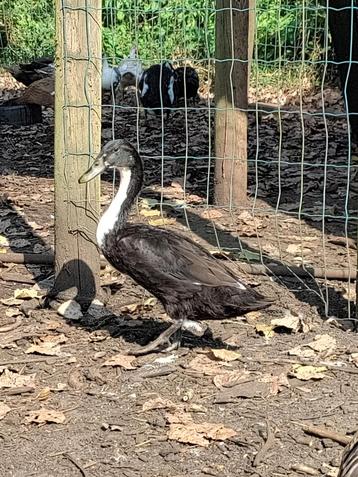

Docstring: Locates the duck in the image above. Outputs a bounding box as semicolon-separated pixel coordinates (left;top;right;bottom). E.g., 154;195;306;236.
7;56;54;86
14;77;55;108
175;65;199;105
102;57;121;92
338;431;358;477
116;46;143;101
78;139;273;355
138;62;178;119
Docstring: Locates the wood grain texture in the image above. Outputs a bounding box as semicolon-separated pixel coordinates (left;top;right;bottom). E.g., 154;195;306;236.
214;0;253;206
54;0;101;304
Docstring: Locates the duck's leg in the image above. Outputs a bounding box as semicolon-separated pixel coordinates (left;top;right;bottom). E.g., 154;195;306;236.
128;320;183;356
181;319;207;337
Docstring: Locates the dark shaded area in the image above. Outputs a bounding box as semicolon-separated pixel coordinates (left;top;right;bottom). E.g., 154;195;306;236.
329;0;358;142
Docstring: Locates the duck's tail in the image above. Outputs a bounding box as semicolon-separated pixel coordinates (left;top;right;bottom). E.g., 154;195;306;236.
225;288;274;315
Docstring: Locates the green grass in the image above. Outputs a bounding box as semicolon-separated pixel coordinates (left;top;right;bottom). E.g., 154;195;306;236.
0;0;328;85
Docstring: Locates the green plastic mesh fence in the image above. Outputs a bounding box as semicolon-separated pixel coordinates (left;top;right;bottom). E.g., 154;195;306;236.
0;0;357;322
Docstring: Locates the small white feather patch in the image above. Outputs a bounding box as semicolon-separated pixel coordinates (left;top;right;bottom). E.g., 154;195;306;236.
168;75;175;104
141;74;149;97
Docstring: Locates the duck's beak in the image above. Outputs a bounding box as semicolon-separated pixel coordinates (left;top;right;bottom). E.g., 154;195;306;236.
78;155;106;184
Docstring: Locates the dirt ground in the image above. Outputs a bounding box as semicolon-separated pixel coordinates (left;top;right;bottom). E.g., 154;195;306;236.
0;72;357;476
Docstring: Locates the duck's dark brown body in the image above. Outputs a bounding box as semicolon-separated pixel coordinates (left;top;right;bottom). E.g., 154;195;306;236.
102;224;271;321
8;57;54;86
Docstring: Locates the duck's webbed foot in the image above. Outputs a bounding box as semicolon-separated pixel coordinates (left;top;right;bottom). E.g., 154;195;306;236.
128;321;183;356
181;319;207;337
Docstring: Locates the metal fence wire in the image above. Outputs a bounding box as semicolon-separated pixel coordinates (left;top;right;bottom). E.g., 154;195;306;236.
0;0;357;321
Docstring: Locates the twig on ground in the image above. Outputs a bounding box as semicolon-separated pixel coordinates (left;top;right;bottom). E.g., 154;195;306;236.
253;420;275;467
0;272;35;284
291;464;320;475
0;356;60;367
63;453;88;477
241;356;358;375
293;422;352;445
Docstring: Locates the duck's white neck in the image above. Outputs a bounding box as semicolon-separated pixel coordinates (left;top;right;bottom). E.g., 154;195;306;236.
97;167;132;248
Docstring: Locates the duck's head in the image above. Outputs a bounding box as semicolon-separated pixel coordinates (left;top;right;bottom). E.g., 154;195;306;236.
78;139;139;183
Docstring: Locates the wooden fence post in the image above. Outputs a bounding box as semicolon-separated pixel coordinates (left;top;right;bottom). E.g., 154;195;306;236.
54;0;101;305
214;0;253;207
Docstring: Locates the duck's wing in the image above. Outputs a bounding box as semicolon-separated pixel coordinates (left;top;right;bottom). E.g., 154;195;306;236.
116;227;246;289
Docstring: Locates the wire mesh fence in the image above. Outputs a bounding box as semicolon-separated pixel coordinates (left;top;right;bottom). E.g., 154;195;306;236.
0;0;356;321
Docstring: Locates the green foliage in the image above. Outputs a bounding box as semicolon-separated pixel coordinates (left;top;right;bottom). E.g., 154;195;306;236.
0;0;326;73
255;0;327;65
0;0;54;63
102;0;215;62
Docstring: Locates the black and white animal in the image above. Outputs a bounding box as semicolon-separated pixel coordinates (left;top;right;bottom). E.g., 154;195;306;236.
116;47;143;101
79;139;273;355
175;66;199;105
338;431;358;477
138;62;178;119
7;57;54;86
102;57;121;93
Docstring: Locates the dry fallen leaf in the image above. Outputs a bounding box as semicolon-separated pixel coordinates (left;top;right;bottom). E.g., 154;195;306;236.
255;323;275;339
166;412;237;447
36;387;52;401
143;297;157;308
289;334;336;358
120;302;141;313
214;381;271;401
271;311;301;333
238;210;263;229
0;234;9;247
200;209;224;219
290;364;327;381
271;310;311;333
349;353;358;367
286;244;311;255
102;353;137;369
26;334;68;357
213;370;251;389
142;396;177;412
306;334;336;353
244;311;263;322
1;297;24;306
120;297;156;314
187;355;230;376
5;308;22;318
24;409;66;425
210;349;241;362
0;403;11;421
288;346;315;359
0;369;36;389
140;208;161;217
14;288;39;300
259;373;290;395
148;217;176;227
